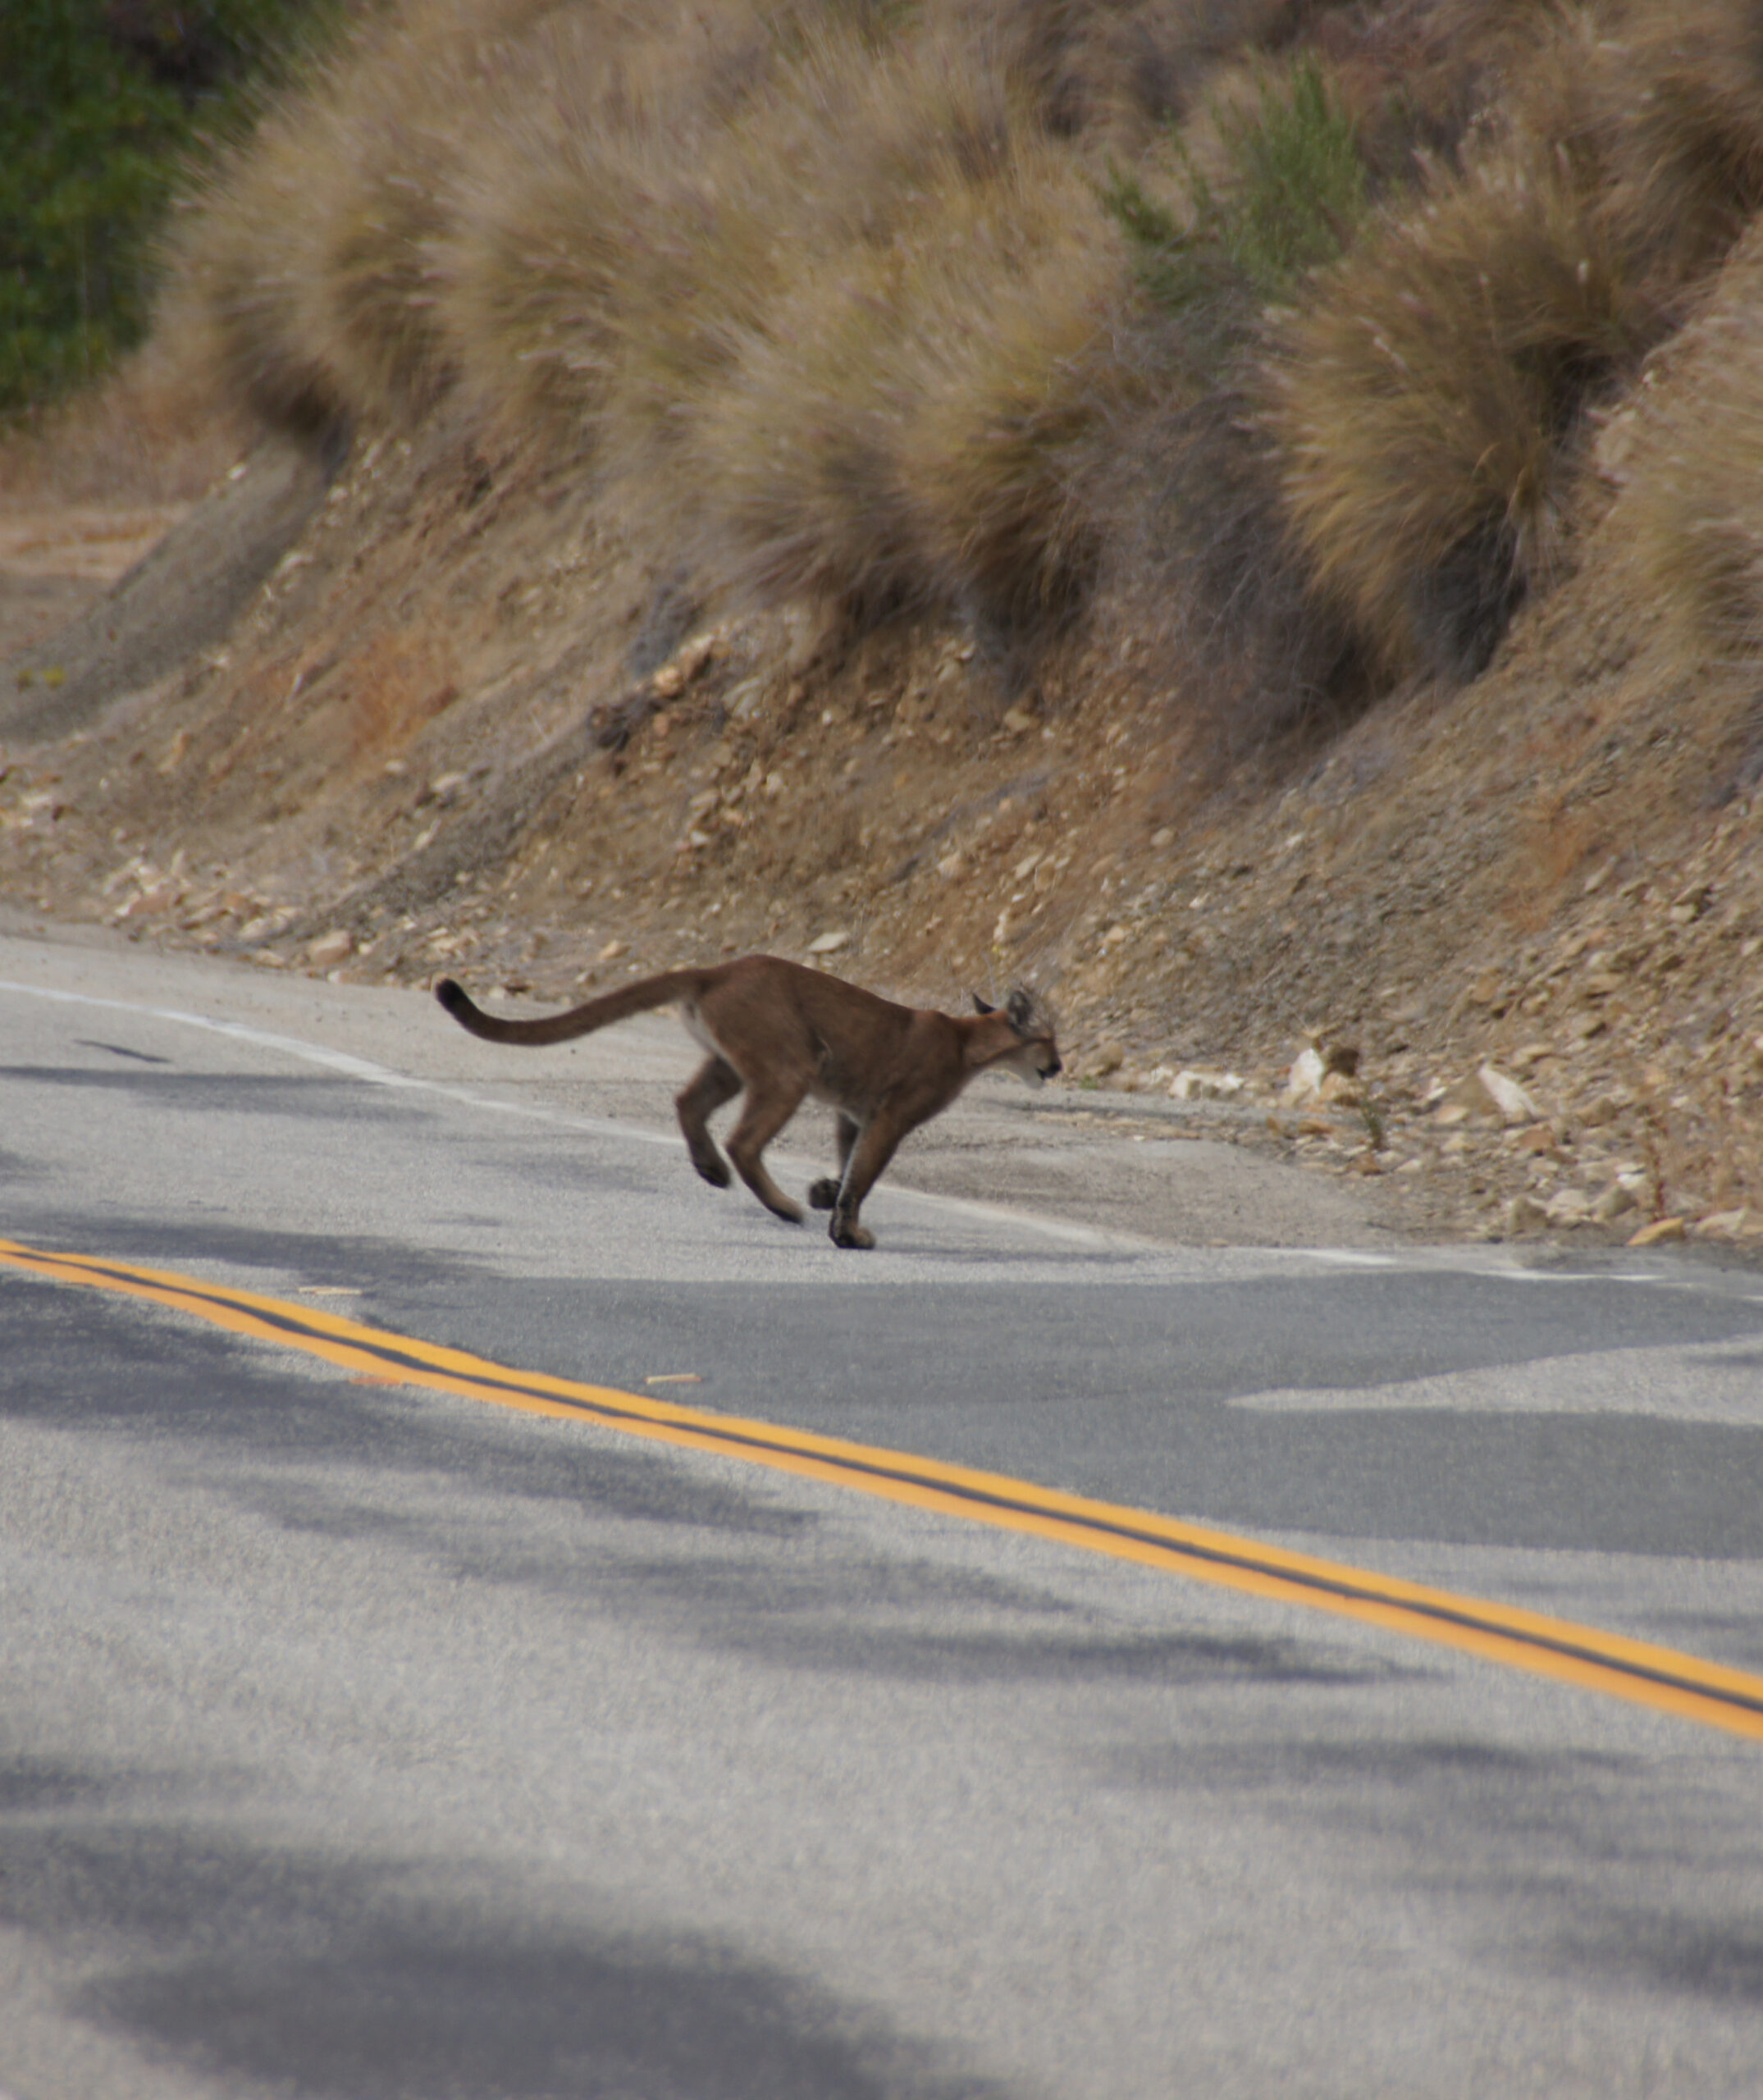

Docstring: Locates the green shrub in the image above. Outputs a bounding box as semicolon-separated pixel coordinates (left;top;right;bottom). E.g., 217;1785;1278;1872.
0;2;181;409
1100;53;1367;361
0;0;336;417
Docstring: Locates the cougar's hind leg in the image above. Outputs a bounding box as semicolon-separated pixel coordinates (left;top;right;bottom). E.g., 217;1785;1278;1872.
724;1077;811;1223
828;1116;904;1249
676;1056;742;1189
808;1113;861;1209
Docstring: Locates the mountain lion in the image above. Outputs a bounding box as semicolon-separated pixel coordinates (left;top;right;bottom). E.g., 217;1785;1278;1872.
436;956;1061;1248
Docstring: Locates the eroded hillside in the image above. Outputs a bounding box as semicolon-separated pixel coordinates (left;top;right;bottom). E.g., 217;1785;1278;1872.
3;0;1762;1247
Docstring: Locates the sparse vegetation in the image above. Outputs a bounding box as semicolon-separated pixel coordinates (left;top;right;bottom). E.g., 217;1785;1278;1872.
1266;0;1763;685
1596;0;1763;279
1102;54;1368;347
1269;146;1659;681
9;0;1763;1257
53;0;1763;723
1626;249;1763;665
0;0;337;418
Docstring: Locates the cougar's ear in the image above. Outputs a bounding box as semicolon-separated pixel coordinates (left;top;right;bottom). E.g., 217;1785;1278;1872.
1006;988;1033;1034
971;993;997;1016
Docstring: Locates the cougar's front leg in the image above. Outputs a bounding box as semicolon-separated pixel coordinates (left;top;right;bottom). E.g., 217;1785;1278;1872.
808;1113;861;1210
828;1114;905;1250
676;1055;742;1189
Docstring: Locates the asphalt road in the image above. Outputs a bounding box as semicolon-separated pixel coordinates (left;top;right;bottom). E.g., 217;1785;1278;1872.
5;925;1763;2099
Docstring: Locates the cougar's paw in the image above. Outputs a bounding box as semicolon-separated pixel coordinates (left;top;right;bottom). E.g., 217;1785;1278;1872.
806;1177;841;1210
691;1153;733;1190
829;1216;875;1250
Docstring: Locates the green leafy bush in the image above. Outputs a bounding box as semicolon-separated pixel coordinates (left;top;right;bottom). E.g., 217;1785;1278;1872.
0;0;333;416
1101;54;1368;358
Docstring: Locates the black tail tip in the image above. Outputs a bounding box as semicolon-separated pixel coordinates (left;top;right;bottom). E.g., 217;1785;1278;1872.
435;978;470;1018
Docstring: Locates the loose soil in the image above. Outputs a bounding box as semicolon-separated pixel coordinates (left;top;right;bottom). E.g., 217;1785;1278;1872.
3;401;1761;1258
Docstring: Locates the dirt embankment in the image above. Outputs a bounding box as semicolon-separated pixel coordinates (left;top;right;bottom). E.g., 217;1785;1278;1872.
2;381;1761;1253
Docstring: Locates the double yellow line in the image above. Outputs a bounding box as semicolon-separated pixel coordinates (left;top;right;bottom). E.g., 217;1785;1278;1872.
7;1234;1763;1743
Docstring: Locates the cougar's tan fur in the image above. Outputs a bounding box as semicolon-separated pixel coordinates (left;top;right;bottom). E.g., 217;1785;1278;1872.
436;956;1061;1248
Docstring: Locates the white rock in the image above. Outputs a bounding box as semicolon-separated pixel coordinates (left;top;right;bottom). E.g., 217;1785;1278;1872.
306;929;353;969
680;634;719;681
1171;1069;1246;1102
1284;1046;1327;1105
1477;1064;1541;1125
807;929;850;955
1576;1093;1624;1128
1436;1066;1540;1125
1544;1188;1593;1227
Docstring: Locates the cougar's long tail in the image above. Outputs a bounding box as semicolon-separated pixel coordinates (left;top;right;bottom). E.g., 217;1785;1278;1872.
435;969;702;1047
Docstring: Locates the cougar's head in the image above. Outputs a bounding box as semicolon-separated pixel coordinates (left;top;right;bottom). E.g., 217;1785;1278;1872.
972;987;1062;1086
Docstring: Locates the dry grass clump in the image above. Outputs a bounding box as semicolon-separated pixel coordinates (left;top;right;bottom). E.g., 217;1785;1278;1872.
434;0;792;451
160;0;612;438
439;116;643;451
167;0;1763;705
1596;0;1763;278
952;0;1300;145
1312;0;1554;185
305;84;468;421
678;50;1129;632
687;264;921;620
159;93;354;441
433;9;1141;638
150;0;1330;661
1267;0;1763;687
600;148;802;478
899;224;1128;637
1087;48;1387;728
1625;252;1763;664
1496;0;1763;282
271;0;626;423
1271;147;1658;679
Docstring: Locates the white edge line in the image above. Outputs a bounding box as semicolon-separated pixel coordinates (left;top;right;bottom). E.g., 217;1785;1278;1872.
22;977;1746;1284
0;977;1130;1249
